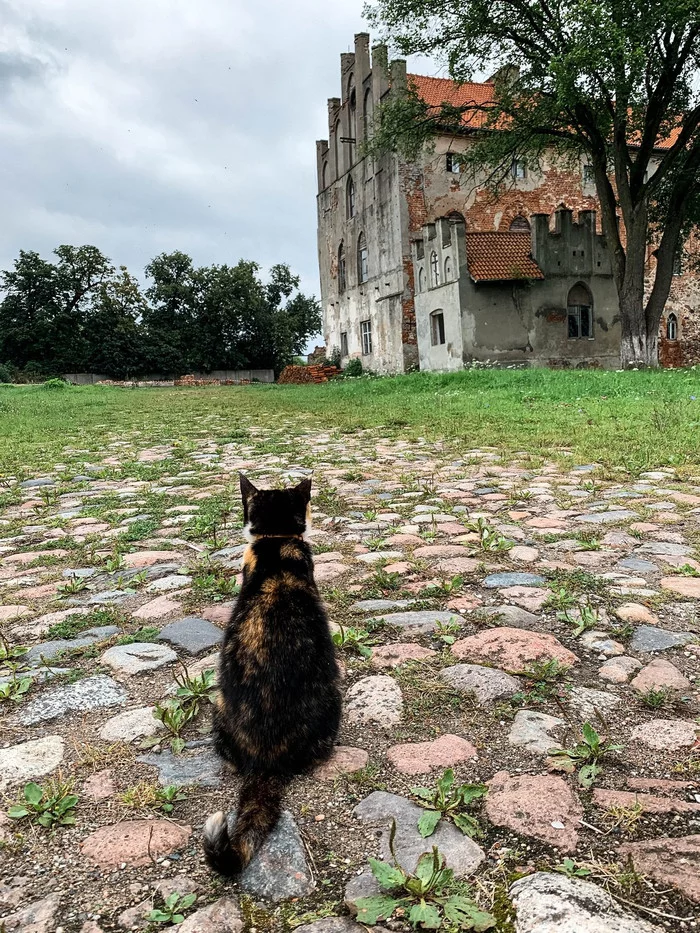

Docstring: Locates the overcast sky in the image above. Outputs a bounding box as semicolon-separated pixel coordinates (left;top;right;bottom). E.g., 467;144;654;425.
0;0;436;324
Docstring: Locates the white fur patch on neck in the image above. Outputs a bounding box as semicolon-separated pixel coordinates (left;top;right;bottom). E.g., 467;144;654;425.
243;523;254;542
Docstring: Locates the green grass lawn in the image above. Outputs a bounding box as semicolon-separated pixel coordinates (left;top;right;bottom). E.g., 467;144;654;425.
2;367;700;475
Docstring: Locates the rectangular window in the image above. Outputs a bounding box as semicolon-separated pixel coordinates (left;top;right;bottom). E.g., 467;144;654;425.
430;312;446;346
360;320;372;355
568;305;594;339
511;158;527;180
416;239;424;260
340;332;349;357
583;163;595;186
673;251;683;275
446;153;461;173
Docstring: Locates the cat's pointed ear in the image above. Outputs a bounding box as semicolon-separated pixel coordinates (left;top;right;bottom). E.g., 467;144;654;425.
294;477;312;503
239;474;257;503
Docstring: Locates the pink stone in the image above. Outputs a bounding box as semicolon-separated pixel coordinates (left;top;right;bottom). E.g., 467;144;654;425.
314;746;369;780
371;643;437;669
2;549;69;565
598;656;642;683
387;734;477;775
384;562;411;574
626;777;698;794
592;788;700;814
82;769;116;802
631;719;697;751
630;659;691;693
314;562;350;583
122;551;184;568
452;627;578;671
446;595;482;611
436;522;470;535
200;603;234;624
436;557;480;575
660;576;700;598
314;551;346;563
0;605;30;621
485;771;582;851
509;546;539;563
385;534;424;547
132;595;182;620
21;583;61;599
412;545;470;559
630;522;659;533
508;511;531;521
526;517;568;529
81;820;192;868
669;491;700;506
620;836;700;904
614;603;659;625
498;586;549;611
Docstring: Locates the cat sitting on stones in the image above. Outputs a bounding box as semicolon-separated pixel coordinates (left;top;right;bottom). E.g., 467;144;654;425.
203;473;342;876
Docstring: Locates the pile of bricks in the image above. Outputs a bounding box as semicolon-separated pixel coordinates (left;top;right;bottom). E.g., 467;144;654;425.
278;365;341;384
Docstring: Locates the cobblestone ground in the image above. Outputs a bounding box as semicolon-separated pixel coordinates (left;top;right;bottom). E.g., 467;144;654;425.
0;418;699;933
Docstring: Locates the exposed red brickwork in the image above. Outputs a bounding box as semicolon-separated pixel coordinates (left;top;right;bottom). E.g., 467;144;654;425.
400;162;428;347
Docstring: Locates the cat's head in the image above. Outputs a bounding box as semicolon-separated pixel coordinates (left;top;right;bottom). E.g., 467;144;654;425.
240;474;312;538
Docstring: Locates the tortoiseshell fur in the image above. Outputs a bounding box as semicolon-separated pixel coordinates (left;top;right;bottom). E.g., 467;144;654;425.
202;475;342;876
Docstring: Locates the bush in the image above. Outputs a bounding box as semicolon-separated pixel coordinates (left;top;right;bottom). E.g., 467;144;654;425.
43;378;69;390
0;363;13;384
328;346;342;368
344;358;363;377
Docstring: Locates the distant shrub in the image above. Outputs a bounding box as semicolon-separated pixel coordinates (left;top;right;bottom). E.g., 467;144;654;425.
343;358;363;378
43;378;69;390
0;364;13;384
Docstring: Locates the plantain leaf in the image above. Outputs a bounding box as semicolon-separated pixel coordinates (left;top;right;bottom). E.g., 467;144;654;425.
578;763;602;788
354;895;401;925
408;900;441;929
368;857;405;891
417;809;442;838
24;782;44;805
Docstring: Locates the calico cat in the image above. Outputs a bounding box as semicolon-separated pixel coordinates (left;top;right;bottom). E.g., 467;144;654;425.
203;473;342;876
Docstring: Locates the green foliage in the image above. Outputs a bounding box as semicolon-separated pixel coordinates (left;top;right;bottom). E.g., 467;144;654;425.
43;378;68;390
423;576;464;597
120;781;187;813
558;601;601;637
145;667;216;754
466;518;512;552
146;893;197;925
331;623;375;658
410;769;488;839
638;686;672;709
554;858;592;879
548;722;624;787
8;779;79;829
190;560;240;600
344;358;363;377
356;832;495;930
0;634;28;663
434;618;462;645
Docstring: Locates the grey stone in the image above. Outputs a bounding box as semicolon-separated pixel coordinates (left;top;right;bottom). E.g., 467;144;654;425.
371;610;458;634
297;918;377;933
26;626;120;664
177;897;243;933
20;478;55;488
157;617;224;655
508;710;565;754
509;872;661;933
146;573;192;592
579;630;625;657
0;892;62;933
211;545;246;560
346;675;403;725
138;747;222;787
483;572;546;588
484;605;540;628
21;675;127;725
630;625;695;652
353;791;484;877
0;736;64;791
236;810;314;901
616;557;658;574
567;686;622;719
350;599;414;613
101;642;177;674
440;664;520;702
99;706;164;742
637;541;692;557
345;871;381;914
575;511;637;524
72;475;98;483
62;567;97;578
87;590;132;605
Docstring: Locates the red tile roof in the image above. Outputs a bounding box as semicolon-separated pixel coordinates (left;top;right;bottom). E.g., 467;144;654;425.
408;74;495;129
465;232;544;282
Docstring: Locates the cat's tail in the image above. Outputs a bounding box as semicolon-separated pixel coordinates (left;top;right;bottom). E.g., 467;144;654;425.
202;773;288;876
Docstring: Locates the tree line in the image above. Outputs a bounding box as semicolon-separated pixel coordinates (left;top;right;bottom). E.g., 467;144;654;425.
0;245;321;380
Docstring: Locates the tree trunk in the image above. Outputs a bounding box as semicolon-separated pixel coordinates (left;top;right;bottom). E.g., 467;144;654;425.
616;216;659;368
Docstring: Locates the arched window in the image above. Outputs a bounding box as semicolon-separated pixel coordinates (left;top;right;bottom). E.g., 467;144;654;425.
363;88;373;140
418;267;425;292
509;215;531;232
347;176;355;218
357;232;369;283
430;251;440;287
333;119;341;176
667;312;678;340
567;282;593;339
444;256;453;281
430;310;446;346
322;160;328;189
338;242;346;293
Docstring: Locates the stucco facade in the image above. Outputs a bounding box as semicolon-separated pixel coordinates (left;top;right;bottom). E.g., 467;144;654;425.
316;34;699;373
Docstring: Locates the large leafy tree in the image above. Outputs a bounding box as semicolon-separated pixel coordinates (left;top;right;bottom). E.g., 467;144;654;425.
366;0;700;366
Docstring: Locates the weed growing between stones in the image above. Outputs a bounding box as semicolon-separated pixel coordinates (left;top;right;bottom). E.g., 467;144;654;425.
355;829;495;930
512;658;571;706
466;518;513;553
602;802;645;835
8;778;78;830
410;769;489;839
548;722;624;787
119;782;187;814
558;601;601;637
553;857;592;879
146;892;197;925
331;623;376;659
638;686;673;709
146;666;216;753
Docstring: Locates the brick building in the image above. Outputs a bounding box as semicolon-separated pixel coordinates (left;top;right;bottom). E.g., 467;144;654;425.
316;33;700;372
